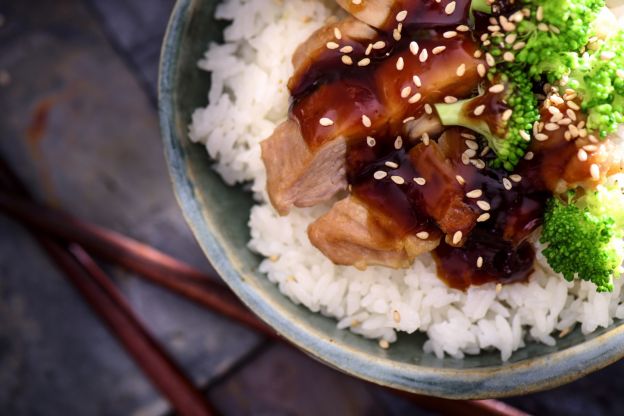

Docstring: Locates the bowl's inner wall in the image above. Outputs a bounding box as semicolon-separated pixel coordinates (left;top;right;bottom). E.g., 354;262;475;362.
166;0;621;373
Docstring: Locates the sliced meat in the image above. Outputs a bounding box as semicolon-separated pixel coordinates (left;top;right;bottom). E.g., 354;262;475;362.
308;196;440;269
261;120;347;215
526;98;624;194
292;32;484;149
336;0;474;31
408;139;478;243
289;16;378;92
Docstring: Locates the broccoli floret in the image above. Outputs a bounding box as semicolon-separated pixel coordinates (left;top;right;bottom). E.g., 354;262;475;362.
435;67;538;171
484;0;604;81
565;30;624;137
541;185;624;292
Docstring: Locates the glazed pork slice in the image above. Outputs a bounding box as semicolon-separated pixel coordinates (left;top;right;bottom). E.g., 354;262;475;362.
524;97;624;194
335;0;474;31
289;16;378;93
308;196;440;269
261;120;347;215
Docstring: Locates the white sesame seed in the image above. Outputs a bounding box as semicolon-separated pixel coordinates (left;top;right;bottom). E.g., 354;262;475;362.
366;136;376;147
456;63;466;77
413;75;422;87
408;93;422;104
432;46;447;55
510;174;522;183
319;117;334;126
444;31;458;38
520;130;531;141
486;53;496;67
474;105;486;116
535;133;549;141
385;161;399;169
444;96;458;104
419;49;428;63
374;171;388;180
466;189;483;198
502;109;513;121
334;27;342;39
403;116;415;124
409;41;419;55
567;101;580;111
445;1;456;15
456;175;466;185
545;123;559;131
396;57;404;70
414;177;427;185
393;28;401;41
537;23;549;32
477;213;491;222
505;33;517;44
464;149;476;158
536;6;544;21
590;164;600;180
452;231;463;245
466;140;478;150
362;115;372;127
457;25;469;32
379;339;389;349
416;231;430;239
422;133;430;145
503;52;515;62
477;200;491;211
396;10;408;22
326;42;339;50
489;84;505;93
577;148;588;162
391;175;405;185
477;257;484;268
401;86;412;98
341;55;353;65
424;104;433;115
394;136;403;149
477;64;486;78
503;178;513;190
340;45;353;53
372;40;386;49
365;43;373;55
358;58;371;67
524;151;534;161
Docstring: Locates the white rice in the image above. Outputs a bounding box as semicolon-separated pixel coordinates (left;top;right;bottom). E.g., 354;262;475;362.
189;0;624;360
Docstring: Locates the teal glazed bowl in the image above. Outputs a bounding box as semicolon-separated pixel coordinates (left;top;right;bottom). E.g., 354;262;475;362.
159;0;624;399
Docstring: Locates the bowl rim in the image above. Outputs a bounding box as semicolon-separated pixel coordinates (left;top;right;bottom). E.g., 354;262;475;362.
158;0;624;399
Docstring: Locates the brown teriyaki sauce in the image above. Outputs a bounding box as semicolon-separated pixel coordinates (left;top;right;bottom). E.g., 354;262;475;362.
288;1;548;290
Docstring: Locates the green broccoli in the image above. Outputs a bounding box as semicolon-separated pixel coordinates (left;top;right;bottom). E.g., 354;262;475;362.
541;185;624;292
434;66;539;171
484;0;604;81
565;30;624;137
470;0;493;14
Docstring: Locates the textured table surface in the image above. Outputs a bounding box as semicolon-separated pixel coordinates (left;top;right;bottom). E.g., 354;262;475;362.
1;1;623;415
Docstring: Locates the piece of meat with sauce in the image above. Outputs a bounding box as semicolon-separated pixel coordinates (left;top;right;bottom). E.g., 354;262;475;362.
261;120;347;215
523;96;624;194
289;16;378;94
308;196;440;269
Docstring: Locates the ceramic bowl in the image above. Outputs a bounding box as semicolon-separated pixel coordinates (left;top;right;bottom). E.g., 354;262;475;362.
159;0;624;398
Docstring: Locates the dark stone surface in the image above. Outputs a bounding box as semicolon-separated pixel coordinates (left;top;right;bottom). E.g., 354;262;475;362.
1;0;623;414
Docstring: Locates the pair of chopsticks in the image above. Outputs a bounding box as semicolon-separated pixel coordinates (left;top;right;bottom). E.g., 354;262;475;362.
0;156;528;416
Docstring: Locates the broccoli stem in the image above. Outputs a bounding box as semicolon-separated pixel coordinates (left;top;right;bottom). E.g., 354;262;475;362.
471;0;493;14
434;98;492;139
